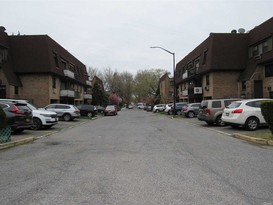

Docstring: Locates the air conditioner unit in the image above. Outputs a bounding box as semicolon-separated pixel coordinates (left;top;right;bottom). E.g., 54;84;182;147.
194;87;202;94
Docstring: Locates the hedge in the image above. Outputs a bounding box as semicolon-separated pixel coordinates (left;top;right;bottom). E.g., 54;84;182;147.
261;100;273;135
0;107;7;130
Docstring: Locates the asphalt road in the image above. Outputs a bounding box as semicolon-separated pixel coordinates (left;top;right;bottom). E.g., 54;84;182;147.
0;109;273;205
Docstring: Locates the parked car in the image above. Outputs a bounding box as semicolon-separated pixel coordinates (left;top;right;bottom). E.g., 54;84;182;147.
182;103;201;118
169;102;188;115
96;106;105;113
222;98;271;131
77;104;97;117
43;104;80;121
164;103;173;114
137;102;145;109
0;101;33;133
0;99;58;130
128;104;133;109
153;104;165;112
146;104;153;112
197;98;240;126
104;105;118;116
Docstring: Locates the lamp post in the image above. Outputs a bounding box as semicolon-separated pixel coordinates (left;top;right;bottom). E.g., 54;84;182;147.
150;46;176;116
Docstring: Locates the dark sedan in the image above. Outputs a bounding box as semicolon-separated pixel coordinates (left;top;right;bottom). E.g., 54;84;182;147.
77;104;97;117
104;105;118;116
0;101;33;134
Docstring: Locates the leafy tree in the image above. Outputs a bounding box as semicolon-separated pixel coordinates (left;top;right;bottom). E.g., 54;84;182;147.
0;107;7;130
119;71;134;106
92;83;104;105
109;92;120;106
88;66;103;81
134;69;167;103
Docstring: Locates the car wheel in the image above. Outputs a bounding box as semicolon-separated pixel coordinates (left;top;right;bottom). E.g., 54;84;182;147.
177;110;181;115
31;118;42;130
245;117;259;131
63;113;72;121
87;112;93;117
187;111;195;118
168;110;171;115
215;115;225;126
206;121;214;126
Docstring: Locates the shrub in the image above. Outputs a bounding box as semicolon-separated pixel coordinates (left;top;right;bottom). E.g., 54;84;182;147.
261;100;273;135
0;107;7;130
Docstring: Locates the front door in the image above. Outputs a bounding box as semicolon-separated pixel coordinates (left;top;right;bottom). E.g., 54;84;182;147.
0;85;6;98
254;80;263;98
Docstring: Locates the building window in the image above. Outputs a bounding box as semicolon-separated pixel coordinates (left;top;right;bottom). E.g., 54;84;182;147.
14;86;19;95
61;59;67;69
52;77;56;89
195;59;200;74
249;37;273;58
206;74;210;85
53;53;59;68
265;63;273;77
203;51;207;65
178;69;182;78
242;81;246;90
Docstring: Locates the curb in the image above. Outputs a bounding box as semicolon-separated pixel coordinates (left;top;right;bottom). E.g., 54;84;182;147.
233;133;273;146
0;137;37;150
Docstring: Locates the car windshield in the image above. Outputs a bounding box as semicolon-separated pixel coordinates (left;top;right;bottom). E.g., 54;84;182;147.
26;103;38;110
106;106;115;110
227;101;242;108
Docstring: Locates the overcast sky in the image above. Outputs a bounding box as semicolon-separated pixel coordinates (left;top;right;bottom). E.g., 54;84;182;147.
1;0;273;76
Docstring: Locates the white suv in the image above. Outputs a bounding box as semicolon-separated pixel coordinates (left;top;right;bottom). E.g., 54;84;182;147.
222;98;271;131
44;104;80;121
0;99;58;130
153;104;165;112
164;103;173;114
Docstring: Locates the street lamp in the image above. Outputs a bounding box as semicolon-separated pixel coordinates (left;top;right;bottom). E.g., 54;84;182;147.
150;46;176;116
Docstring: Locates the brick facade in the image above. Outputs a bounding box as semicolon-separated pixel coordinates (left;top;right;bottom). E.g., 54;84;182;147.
176;17;273;101
0;28;92;107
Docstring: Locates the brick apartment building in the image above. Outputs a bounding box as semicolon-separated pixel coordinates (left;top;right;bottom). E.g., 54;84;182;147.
175;17;273;102
0;27;92;107
159;73;174;103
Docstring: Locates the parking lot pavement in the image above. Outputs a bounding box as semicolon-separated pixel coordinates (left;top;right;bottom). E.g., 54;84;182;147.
0;118;90;150
177;115;269;136
163;113;273;146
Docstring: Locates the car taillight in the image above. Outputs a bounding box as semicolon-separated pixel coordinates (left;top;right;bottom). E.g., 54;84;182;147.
205;108;211;116
232;108;243;114
183;107;188;111
9;105;25;114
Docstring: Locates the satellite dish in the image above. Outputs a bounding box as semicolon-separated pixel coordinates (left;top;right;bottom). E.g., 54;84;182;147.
238;28;245;33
